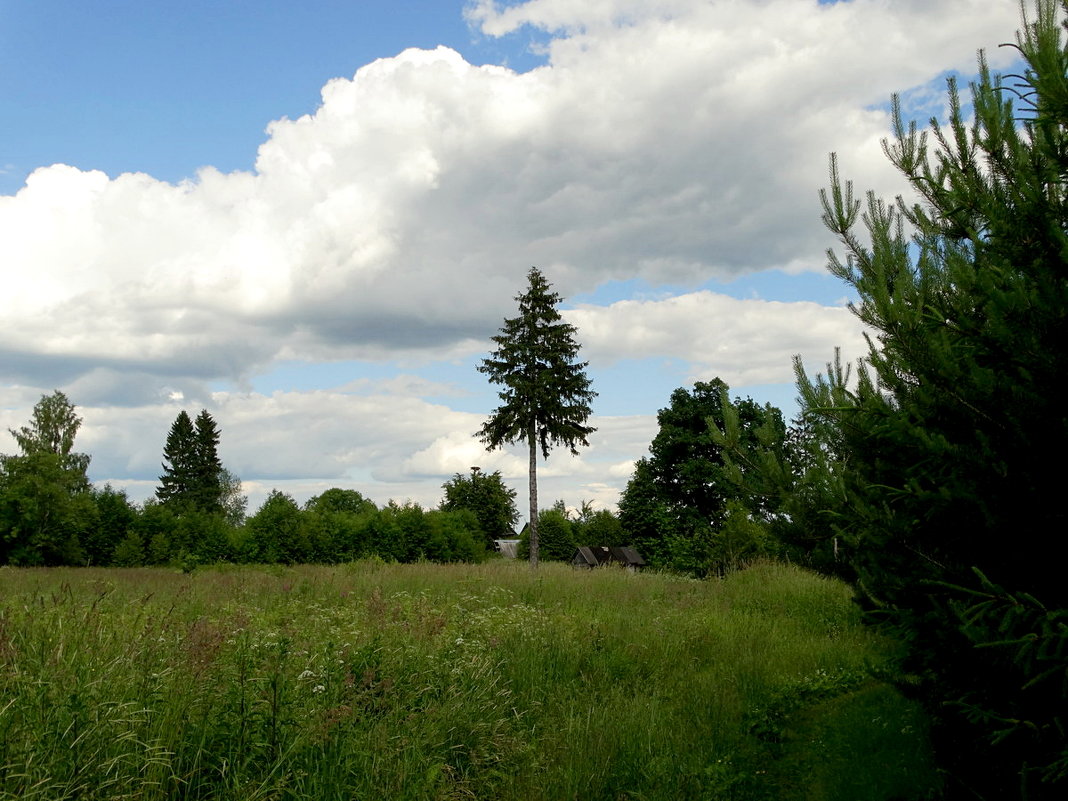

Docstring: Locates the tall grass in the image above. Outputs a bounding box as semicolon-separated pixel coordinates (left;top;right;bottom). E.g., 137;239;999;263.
0;561;936;800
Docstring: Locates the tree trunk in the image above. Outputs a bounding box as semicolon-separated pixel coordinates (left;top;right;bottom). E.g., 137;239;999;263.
528;431;538;569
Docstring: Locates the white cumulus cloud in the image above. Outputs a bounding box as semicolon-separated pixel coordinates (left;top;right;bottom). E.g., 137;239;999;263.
0;0;1023;511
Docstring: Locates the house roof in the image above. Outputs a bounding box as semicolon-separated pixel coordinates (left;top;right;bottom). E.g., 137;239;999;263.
571;545;646;567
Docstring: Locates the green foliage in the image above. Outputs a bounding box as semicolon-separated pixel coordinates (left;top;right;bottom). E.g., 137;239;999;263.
191;410;224;514
0;562;936;801
300;490;378;562
219;467;248;527
708;500;778;577
305;487;376;516
377;502;486;564
517;508;576;561
237;489;484;566
0;392;94;565
440;468;519;547
246;490;307;564
618;379;786;574
133;500;179;565
709;366;853;576
110;529;145;566
478;267;596;567
789;3;1068;794
76;485;137;566
155;411;195;508
615;456;672;564
174;509;234;565
156;409;226;516
7;390;91;478
573;507;625;548
428;508;486;563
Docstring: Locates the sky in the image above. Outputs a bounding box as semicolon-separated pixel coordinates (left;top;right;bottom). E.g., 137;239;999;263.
0;0;1024;518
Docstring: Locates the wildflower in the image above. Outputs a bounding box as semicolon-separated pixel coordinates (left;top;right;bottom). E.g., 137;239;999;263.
298;669;316;681
313;684;326;694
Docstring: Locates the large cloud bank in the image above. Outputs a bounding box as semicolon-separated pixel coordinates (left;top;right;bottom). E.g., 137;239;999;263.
0;0;1020;510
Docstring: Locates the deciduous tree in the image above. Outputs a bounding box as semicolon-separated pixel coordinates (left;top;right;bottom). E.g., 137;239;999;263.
0;391;93;564
8;390;91;479
618;379;785;574
440;467;519;548
478;267;596;568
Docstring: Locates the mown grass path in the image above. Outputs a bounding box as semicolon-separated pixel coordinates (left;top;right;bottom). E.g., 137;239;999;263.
0;561;937;800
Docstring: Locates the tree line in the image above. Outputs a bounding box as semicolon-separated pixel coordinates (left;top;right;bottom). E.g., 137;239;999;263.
0;395;489;568
0;377;790;575
0;393;676;569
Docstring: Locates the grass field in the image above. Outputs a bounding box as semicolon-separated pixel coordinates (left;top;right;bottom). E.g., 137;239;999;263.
0;560;938;800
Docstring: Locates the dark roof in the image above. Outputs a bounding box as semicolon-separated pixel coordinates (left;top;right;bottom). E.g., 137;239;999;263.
570;545;646;568
573;546;600;566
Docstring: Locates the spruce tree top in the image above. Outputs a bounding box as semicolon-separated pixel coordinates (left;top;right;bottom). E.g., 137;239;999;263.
157;411;195;507
478;267;596;458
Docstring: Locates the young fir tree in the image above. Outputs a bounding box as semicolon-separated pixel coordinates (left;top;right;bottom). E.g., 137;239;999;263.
478;267;596;568
791;3;1068;795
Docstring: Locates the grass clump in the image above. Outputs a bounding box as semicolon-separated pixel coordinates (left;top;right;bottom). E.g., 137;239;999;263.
0;561;937;800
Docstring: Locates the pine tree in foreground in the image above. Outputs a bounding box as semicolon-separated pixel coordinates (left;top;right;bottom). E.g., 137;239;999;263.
478;267;596;568
791;2;1068;795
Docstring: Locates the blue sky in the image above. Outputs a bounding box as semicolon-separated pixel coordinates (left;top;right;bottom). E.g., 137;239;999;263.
0;1;552;192
0;0;1023;516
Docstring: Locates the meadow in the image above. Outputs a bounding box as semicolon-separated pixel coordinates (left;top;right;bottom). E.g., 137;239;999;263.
0;560;937;800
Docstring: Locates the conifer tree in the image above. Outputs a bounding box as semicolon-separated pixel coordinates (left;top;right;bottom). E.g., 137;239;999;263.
478;267;596;568
795;2;1068;794
157;409;224;515
156;411;195;509
192;410;223;515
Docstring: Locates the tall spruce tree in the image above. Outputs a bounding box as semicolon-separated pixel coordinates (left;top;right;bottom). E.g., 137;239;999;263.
192;410;224;515
794;2;1068;794
157;411;196;509
478;267;596;568
157;409;224;515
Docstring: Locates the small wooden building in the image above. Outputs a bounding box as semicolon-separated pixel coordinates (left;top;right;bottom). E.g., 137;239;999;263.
571;546;646;571
493;539;521;559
